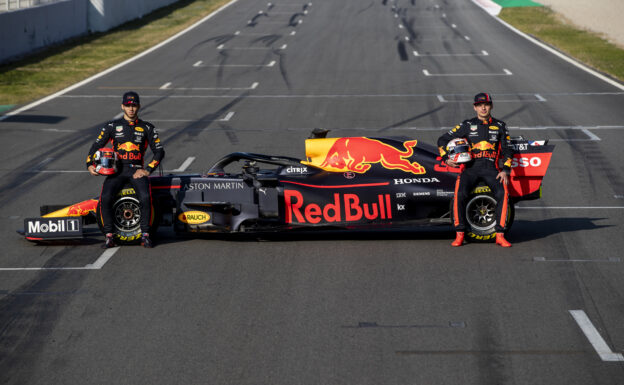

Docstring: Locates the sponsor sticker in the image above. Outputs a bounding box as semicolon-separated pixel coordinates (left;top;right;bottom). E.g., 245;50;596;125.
24;217;82;239
393;177;440;185
511;156;542;168
284;190;392;224
436;189;454;197
178;211;210;224
184;181;245;190
284;165;308;174
512;143;528;151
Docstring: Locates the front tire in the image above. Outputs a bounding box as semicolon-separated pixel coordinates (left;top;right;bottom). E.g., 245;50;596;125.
96;188;158;245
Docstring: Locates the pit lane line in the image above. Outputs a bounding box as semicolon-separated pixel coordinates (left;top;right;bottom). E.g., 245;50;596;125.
111;111;235;123
11;125;624;138
234;30;296;36
26;157;196;173
515;206;624;209
192;60;276;67
217;44;287;50
99;82;259;91
0;247;119;271
57;92;624;99
423;69;512;77
414;50;489;57
534;257;620;262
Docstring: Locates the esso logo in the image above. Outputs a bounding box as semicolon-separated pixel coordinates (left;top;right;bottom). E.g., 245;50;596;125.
511;157;542;168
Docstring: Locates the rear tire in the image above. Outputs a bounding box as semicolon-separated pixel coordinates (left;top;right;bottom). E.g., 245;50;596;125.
96;188;158;245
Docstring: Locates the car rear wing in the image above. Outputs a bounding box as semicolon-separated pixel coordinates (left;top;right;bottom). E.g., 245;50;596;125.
508;136;555;200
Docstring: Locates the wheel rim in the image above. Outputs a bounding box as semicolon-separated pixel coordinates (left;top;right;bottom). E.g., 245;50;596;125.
466;195;497;232
113;196;141;233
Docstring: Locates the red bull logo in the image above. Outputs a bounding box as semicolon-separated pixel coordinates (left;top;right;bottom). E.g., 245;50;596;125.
43;199;98;218
306;138;425;174
117;142;141;152
471;141;497;152
285;190;392;224
66;200;97;216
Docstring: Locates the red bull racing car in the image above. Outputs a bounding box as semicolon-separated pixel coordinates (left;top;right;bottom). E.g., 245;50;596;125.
20;134;554;244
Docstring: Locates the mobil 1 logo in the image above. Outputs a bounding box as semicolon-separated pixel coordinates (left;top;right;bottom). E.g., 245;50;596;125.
24;217;82;239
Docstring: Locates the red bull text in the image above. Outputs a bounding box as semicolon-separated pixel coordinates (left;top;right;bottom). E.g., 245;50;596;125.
285;190;392;224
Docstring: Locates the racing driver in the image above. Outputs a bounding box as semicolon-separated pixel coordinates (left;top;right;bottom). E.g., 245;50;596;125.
437;93;514;247
86;91;165;248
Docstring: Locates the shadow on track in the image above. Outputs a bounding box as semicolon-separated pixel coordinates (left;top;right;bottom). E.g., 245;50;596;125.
153;226;455;245
509;217;610;243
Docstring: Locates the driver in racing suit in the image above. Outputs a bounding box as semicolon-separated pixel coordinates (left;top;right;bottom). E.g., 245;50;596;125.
86;91;165;248
437;93;514;247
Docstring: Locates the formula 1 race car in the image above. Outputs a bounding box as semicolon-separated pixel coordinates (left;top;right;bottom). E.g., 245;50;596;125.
20;133;554;244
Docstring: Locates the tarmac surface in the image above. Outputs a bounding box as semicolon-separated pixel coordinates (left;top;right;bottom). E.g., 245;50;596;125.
1;0;624;384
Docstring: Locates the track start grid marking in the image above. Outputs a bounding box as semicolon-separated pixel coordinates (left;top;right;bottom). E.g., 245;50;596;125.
569;310;624;362
0;247;119;271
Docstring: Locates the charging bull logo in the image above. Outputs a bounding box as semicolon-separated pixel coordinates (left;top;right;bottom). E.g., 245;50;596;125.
471;141;497;152
316;138;426;174
117;142;141;152
42;199;98;218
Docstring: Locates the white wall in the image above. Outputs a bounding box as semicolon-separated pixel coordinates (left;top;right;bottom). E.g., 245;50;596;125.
87;0;179;32
0;0;88;63
0;0;180;64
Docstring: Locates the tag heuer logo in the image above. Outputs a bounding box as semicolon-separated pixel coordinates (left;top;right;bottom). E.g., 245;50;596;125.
470;125;477;131
116;126;123;132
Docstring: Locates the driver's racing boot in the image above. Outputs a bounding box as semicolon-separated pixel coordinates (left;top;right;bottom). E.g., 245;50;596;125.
495;233;512;247
102;233;116;249
451;232;465;247
141;233;153;248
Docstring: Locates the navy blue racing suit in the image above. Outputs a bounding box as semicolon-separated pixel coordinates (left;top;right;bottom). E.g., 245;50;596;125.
86;118;164;234
437;116;514;232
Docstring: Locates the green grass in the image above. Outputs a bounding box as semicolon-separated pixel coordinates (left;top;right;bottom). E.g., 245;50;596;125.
0;0;229;106
499;6;624;82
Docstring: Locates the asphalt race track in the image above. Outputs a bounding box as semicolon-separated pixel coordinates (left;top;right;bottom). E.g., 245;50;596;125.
1;0;624;383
